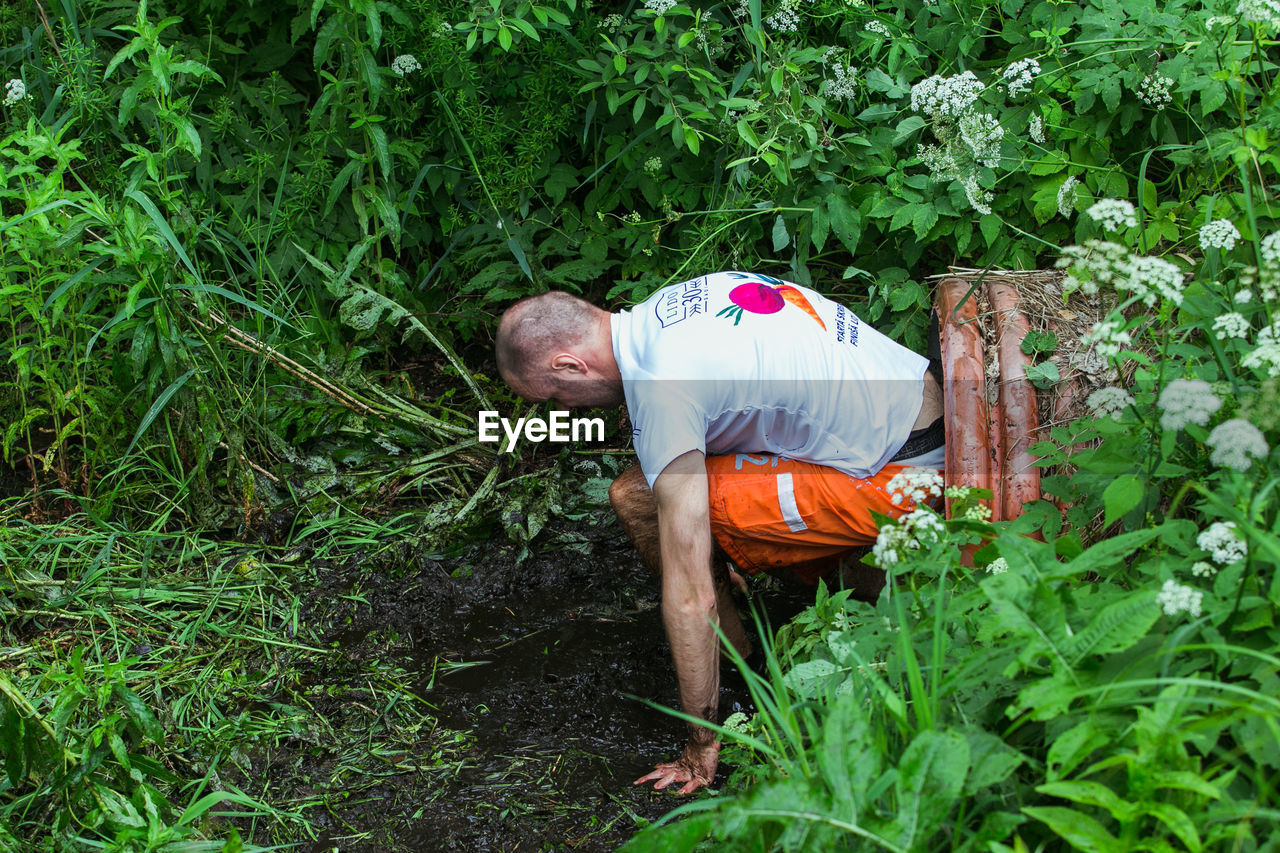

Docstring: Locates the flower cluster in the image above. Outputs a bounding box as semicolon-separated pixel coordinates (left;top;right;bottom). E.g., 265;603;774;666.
1137;73;1173;109
1206;418;1269;471
603;13;624;31
864;20;891;37
1243;320;1280;377
1157;579;1203;618
1082;317;1133;359
1087;386;1135;420
886;467;944;506
391;54;422;77
1159;378;1222;430
1199;219;1241;251
910;71;984;119
1197;521;1246;565
826;62;859;101
986;557;1009;574
766;0;800;32
872;508;947;567
643;156;662;174
1028;113;1045;144
1237;0;1280;31
644;0;677;15
3;78;26;106
1057;176;1079;218
1086;198;1138;232
1191;561;1217;578
959;112;1004;168
1213;312;1250;340
1057;240;1186;306
963;175;993;216
918;144;958;181
1002;58;1040;97
1260;231;1280;266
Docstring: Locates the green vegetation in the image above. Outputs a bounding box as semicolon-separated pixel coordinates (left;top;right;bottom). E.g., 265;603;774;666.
2;0;1278;849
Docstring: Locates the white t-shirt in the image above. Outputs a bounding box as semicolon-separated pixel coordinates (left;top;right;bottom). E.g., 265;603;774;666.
611;272;934;488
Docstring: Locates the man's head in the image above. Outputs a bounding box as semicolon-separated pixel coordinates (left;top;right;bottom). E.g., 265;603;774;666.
496;291;623;408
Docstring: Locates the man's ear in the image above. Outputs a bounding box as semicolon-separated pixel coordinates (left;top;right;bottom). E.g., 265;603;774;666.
549;352;588;374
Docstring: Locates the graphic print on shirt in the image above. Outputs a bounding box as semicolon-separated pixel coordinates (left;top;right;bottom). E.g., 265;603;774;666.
714;272;827;331
654;276;710;328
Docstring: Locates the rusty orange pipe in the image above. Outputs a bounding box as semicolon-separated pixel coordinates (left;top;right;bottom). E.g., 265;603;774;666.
988;281;1041;520
936;278;991;528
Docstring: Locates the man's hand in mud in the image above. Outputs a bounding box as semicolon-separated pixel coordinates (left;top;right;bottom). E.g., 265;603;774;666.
633;739;719;794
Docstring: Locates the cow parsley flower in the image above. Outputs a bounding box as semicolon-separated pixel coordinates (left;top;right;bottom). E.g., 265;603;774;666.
963;174;993;215
986;557;1009;574
1237;0;1280;31
1002;58;1040;97
1213;312;1250;340
1082;317;1133;359
1056;240;1130;298
1191;561;1217;578
1206;418;1269;470
872;507;947;566
959;112;1004;168
1137;73;1174;109
1259;231;1280;266
1087;386;1135;420
917;144;958;180
1028;113;1045;144
1200;219;1241;251
1157;579;1203;618
765;0;800;32
1086;198;1138;232
1158;378;1222;430
603;13;624;31
1198;521;1246;565
3;78;26;106
864;20;891;37
1057;176;1079;217
886;467;944;505
391;54;422;76
645;0;677;14
1243;321;1280;377
910;71;984;119
826;63;859;101
1124;255;1186;306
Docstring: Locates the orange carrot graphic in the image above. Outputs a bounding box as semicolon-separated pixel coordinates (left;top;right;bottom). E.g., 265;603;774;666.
776;285;827;330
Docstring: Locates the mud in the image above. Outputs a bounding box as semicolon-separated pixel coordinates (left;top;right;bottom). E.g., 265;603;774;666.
282;516;812;852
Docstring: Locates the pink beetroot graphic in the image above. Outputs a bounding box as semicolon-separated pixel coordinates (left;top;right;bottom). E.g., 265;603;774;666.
717;282;826;330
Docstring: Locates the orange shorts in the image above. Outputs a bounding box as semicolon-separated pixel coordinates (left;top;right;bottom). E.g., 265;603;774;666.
706;454;933;585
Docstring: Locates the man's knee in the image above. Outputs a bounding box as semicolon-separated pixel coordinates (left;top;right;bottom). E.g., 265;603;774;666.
608;466;651;520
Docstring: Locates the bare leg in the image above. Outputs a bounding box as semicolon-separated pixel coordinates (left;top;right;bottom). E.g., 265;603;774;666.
609;466;752;659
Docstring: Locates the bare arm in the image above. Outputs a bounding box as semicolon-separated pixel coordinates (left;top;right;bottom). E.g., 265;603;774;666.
634;450;722;794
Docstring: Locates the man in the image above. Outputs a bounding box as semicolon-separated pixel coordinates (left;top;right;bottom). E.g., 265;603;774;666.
495;271;944;794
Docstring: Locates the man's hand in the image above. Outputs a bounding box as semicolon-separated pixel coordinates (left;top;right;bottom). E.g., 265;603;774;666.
634;739;719;794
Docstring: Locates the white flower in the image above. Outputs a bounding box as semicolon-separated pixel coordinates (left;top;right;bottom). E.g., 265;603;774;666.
959;112;1004;168
1206;418;1270;471
1087;386;1135;420
1191;561;1217;578
826;63;859;101
1235;289;1254;304
644;0;677;14
872;508;946;566
1082;317;1133;359
1002;58;1040;97
1212;312;1251;340
916;143;958;180
986;557;1009;574
603;13;624;30
1197;521;1246;565
1057;176;1079;218
1243;321;1280;377
391;54;422;76
886;467;944;505
1158;378;1222;430
1200;219;1241;251
644;156;662;173
3;78;26;106
910;71;984;119
1237;0;1280;31
1157;579;1203;618
1028;113;1045;144
864;20;891;37
1086;198;1138;232
1260;231;1280;266
1124;255;1186;306
962;174;993;215
1137;74;1174;109
765;0;800;32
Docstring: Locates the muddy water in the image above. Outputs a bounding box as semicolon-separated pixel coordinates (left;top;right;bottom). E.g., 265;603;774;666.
295;519;813;852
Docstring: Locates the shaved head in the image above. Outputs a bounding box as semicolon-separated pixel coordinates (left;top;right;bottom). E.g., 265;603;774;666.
495;291;621;407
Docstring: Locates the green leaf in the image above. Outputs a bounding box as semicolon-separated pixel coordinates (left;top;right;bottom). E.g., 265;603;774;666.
893;729;970;849
771;214;790;252
1024;806;1124;853
826;194;861;252
1036;780;1137;822
113;684;164;745
1102;473;1143;526
1067;589;1159;662
893;116;927;146
1023;361;1059;390
811;202;829;252
125;369;197;458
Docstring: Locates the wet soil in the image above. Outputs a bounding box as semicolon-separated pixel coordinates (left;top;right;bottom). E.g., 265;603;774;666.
282;515;812;852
